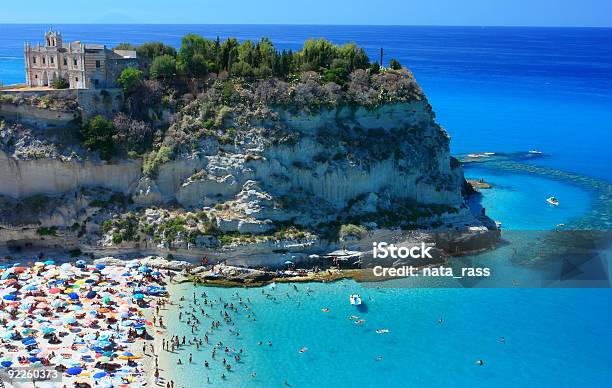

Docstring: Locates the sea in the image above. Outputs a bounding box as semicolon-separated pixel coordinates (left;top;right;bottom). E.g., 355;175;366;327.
1;25;611;387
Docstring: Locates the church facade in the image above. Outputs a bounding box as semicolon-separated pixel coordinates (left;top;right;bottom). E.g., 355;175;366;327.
24;30;140;89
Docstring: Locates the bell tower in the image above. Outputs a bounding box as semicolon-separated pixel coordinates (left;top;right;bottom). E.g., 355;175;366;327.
45;30;62;48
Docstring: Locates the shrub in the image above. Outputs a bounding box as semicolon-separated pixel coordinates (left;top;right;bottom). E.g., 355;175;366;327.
389;58;402;70
339;224;366;240
51;78;69;89
36;226;58;236
80;115;116;161
117;67;143;94
143;145;173;177
151;55;177;80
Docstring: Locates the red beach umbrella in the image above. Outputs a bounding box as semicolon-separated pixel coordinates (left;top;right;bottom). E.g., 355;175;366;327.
49;288;61;294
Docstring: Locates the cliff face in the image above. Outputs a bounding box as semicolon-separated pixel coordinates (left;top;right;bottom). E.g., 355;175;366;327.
138;101;464;217
0;68;495;261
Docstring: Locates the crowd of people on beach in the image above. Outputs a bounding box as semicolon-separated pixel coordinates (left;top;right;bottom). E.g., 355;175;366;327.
0;258;167;387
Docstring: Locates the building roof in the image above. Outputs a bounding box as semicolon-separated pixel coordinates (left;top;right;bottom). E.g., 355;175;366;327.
84;44;105;50
113;50;138;59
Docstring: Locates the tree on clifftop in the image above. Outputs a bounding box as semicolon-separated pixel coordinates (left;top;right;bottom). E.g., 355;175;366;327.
389;58;402;70
151;55;177;81
117;67;144;94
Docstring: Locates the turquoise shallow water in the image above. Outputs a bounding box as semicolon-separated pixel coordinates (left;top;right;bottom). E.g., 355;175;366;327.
165;283;612;388
464;165;592;230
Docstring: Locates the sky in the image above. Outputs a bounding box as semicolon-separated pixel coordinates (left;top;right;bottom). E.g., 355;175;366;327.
0;0;611;26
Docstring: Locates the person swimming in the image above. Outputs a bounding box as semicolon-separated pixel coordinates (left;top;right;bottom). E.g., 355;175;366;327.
476;359;484;366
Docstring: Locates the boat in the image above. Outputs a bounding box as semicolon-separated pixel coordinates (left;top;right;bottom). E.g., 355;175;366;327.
349;294;362;305
529;150;543;154
375;329;390;334
546;196;559;206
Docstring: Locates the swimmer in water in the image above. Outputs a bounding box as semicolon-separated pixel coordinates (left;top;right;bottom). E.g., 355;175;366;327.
476;359;484;366
500;336;505;343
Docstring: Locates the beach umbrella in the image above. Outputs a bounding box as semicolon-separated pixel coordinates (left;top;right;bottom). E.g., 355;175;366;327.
0;360;12;368
68;292;79;300
95;264;106;270
62;315;77;324
152;271;161;276
133;293;144;300
41;327;55;334
44;260;55;265
3;294;16;301
0;331;13;339
66;367;83;376
118;351;140;360
51;299;63;307
93;371;108;379
86;291;97;299
21;336;36;345
49;287;61;294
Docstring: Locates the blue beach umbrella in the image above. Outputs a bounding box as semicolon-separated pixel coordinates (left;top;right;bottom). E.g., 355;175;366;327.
66;367;82;376
95;264;106;270
138;266;151;273
68;292;79;300
0;361;12;368
133;293;144;300
86;291;97;299
93;372;107;379
3;294;16;301
44;260;55;265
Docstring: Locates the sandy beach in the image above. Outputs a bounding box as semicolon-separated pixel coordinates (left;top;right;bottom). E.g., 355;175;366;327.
0;258;169;387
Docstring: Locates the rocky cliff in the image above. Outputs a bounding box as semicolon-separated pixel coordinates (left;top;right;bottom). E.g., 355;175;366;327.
0;68;497;264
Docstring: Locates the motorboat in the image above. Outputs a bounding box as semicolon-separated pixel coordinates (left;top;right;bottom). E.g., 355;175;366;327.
349;294;362;305
529;150;543;154
546;196;559;206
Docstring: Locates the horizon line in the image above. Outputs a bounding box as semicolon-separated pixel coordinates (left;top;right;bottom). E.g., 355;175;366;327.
1;22;611;29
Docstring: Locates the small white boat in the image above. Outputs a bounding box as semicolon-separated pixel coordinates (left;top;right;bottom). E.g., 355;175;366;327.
376;329;389;334
529;150;543;154
349;294;362;305
546;196;559;206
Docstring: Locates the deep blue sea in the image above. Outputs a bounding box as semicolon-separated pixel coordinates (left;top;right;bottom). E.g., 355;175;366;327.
1;25;611;387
